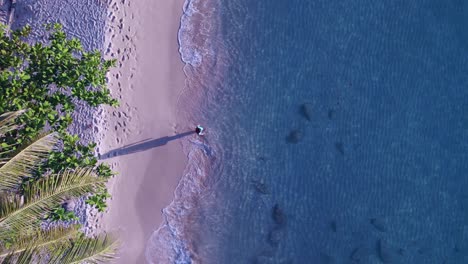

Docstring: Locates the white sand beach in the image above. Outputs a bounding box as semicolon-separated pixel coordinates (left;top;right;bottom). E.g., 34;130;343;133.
99;0;187;263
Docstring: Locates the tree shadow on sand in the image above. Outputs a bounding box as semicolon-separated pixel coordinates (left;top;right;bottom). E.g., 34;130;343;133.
99;131;195;160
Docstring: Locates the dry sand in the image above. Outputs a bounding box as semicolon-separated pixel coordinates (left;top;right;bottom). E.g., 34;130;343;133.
99;0;188;263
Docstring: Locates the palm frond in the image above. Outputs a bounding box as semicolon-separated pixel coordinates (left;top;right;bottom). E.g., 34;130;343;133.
0;246;41;264
0;194;22;240
0;158;8;165
0;168;106;238
0;225;80;258
0;133;58;191
0;110;25;136
48;234;119;264
3;131;56;161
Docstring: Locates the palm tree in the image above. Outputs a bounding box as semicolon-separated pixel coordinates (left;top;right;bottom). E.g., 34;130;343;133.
0;111;119;263
0;226;80;259
0;231;119;264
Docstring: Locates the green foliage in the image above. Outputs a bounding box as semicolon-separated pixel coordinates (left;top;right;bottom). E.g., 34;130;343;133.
48;207;78;222
0;168;106;239
0;228;118;263
0;22;117;179
0;225;79;258
0;132;118;261
86;189;111;212
47;233;119;264
96;163;116;178
0;22;120;262
40;132;98;176
0;22;120;219
0;133;58;192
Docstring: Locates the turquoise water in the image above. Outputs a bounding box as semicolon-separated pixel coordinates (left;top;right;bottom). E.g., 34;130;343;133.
148;1;468;263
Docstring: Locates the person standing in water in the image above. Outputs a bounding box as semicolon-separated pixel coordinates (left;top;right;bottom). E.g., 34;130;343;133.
195;125;205;135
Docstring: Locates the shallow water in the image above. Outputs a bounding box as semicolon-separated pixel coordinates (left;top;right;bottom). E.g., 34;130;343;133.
148;0;468;263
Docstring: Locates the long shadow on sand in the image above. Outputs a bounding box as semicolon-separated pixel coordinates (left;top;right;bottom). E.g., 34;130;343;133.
99;131;195;160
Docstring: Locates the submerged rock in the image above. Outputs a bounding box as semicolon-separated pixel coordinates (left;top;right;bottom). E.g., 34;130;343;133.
252;256;270;264
417;246;432;255
330;220;337;232
272;204;287;226
335;141;344;155
267;227;285;247
398;248;406;256
319;252;336;264
377;239;397;263
286;130;303;144
328;109;335;120
370;218;387;232
350;246;372;262
300;103;313;121
252;180;269;194
252;250;275;264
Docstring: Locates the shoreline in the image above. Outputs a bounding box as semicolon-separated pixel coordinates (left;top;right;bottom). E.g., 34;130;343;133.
145;0;232;262
99;0;188;263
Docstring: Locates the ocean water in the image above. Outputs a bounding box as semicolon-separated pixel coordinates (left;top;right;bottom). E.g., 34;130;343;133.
147;0;468;263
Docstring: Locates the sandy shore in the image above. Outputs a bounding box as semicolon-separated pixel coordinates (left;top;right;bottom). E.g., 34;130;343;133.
99;0;187;263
